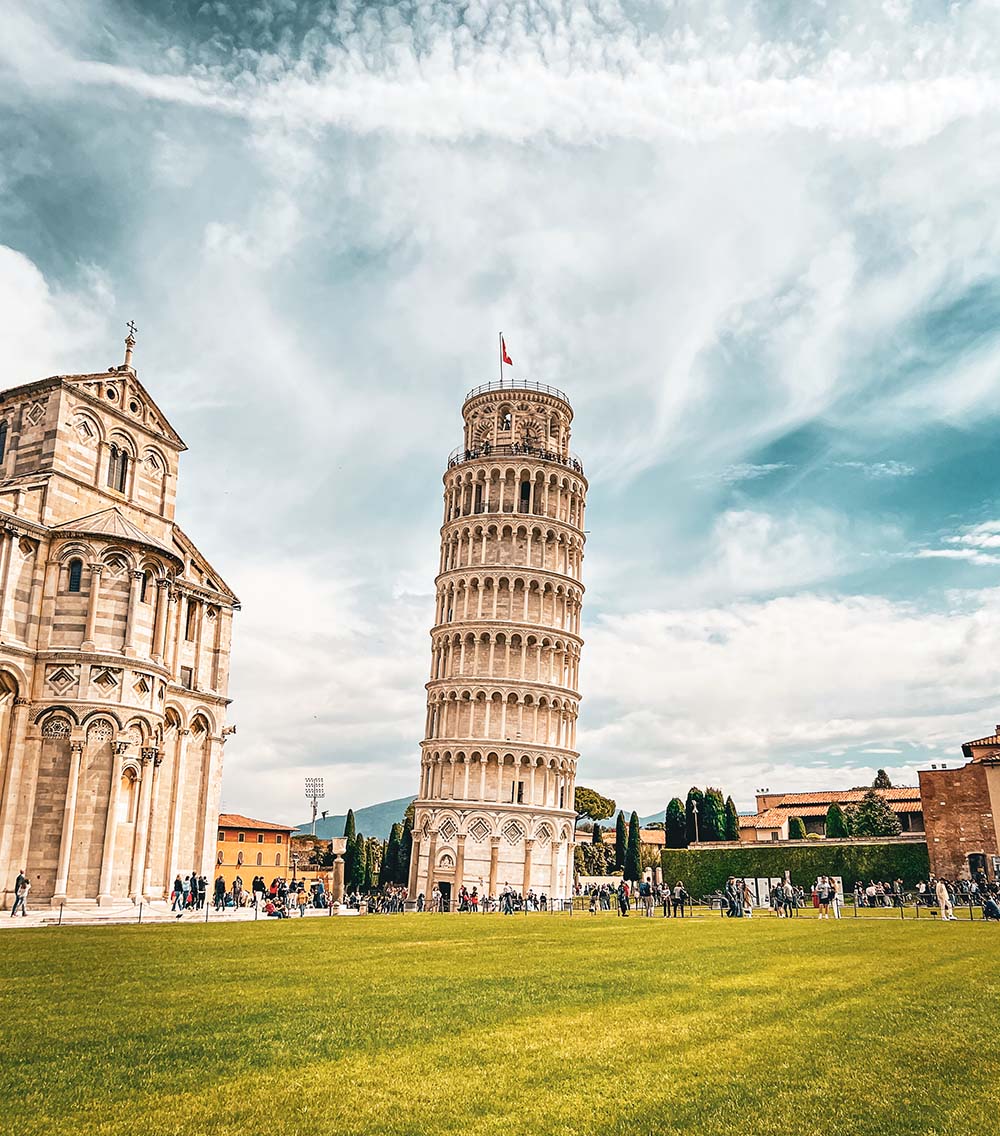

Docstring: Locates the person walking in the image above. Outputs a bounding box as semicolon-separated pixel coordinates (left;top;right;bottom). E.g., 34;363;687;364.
10;872;29;917
935;878;956;921
672;881;687;918
782;879;795;918
830;878;842;920
617;881;630;917
296;887;308;918
816;876;831;919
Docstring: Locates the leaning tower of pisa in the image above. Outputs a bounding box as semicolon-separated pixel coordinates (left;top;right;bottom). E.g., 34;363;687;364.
409;380;586;908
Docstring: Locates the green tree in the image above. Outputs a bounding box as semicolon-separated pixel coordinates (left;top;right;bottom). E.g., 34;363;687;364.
615;811;627;871
872;768;893;789
788;816;807;840
346;833;365;891
852;789;902;837
701;788;725;842
398;824;413;886
574;786;616;823
591;823;603;845
625;811;642;883
381;823;402;887
724;796;740;841
825;803;850;838
665;798;687;848
344;808;357;844
685;787;705;844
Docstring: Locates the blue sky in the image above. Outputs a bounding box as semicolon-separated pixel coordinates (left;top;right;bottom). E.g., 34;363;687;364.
4;0;1000;823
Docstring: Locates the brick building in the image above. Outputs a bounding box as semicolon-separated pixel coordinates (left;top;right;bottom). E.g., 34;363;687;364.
919;726;1000;881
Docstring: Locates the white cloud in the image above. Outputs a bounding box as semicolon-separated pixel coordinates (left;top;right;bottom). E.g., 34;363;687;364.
579;588;1000;809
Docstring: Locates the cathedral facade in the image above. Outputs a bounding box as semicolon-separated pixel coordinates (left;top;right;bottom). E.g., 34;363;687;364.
0;332;238;908
409;380;587;906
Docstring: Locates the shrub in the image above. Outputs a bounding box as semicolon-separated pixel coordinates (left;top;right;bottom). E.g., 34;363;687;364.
660;841;929;897
788;816;807;840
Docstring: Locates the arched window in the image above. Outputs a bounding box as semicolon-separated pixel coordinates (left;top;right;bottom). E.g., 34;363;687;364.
117;770;137;823
499;408;512;432
0;421;8;463
256;852;262;866
275;853;282;867
184;600;197;641
140;571;150;603
68;559;83;593
107;444;129;493
519;480;531;511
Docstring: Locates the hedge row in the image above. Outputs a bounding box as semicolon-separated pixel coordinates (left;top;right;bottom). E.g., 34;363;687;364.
660;841;930;897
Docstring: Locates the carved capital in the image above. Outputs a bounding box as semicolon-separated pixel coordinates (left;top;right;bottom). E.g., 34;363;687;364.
141;747;158;763
131;570;145;581
177;728;191;736
114;741;129;754
70;742;84;756
89;563;104;577
13;697;30;707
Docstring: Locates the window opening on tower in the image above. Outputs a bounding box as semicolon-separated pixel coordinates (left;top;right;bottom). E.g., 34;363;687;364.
519;480;531;511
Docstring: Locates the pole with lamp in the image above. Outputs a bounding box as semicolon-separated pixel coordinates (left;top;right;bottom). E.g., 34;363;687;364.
305;777;325;836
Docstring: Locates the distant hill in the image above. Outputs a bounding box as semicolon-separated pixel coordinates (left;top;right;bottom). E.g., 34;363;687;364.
589;808;665;831
294;795;415;841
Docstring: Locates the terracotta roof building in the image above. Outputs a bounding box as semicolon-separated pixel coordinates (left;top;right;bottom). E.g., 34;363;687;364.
739;786;924;842
215;814;294;889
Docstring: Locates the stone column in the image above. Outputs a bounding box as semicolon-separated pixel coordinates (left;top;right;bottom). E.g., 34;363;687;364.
81;563;103;652
123;570;144;657
488;836;500;898
164;728;190;884
167;589;184;675
407;833;421;899
197;736;225;878
0;529;17;637
39;558;60;650
97;742;127;905
331;854;345;902
0;700;35;907
425;830;438;897
455;833;466;892
211;607;223;691
151;580;171;661
192;600;205;688
549;840;560;899
522;838;534;897
51;742;84;902
142;755;164;896
128;749;157;900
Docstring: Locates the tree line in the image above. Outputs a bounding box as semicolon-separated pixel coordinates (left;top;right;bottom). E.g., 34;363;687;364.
302;804;415;892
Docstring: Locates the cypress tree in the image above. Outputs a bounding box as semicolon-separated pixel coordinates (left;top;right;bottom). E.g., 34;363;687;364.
852;789;902;837
685;787;705;845
614;811;627;871
825;803;850;838
591;823;603;845
724;796;740;841
347;833;365;891
398;824;413;886
625;811;642;883
344;808;356;843
701;788;725;842
788;816;807;841
381;824;402;887
665;798;687;848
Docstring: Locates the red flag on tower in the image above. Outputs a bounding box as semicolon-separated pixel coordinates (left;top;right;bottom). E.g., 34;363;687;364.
501;335;513;367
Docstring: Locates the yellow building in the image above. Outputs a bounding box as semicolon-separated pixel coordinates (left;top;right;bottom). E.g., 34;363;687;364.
215;813;293;890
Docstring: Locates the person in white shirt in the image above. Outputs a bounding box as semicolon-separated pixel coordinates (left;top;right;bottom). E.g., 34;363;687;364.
935;878;956;921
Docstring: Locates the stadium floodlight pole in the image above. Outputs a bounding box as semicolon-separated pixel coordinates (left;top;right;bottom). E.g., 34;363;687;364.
305;777;325;836
691;799;699;844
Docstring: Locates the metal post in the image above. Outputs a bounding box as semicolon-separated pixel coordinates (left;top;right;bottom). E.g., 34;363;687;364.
205;899;209;922
899;899;904;920
58;903;64;926
138;902;143;924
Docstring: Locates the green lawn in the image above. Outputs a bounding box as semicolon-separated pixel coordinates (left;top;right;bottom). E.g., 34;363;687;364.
3;912;998;1135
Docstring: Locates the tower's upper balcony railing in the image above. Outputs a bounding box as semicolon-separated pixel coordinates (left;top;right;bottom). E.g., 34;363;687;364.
447;442;584;475
463;379;571;405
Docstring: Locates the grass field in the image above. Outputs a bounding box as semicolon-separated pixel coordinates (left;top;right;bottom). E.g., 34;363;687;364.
3;913;999;1136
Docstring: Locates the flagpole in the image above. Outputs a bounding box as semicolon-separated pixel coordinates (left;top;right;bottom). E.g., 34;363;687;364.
499;331;502;386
